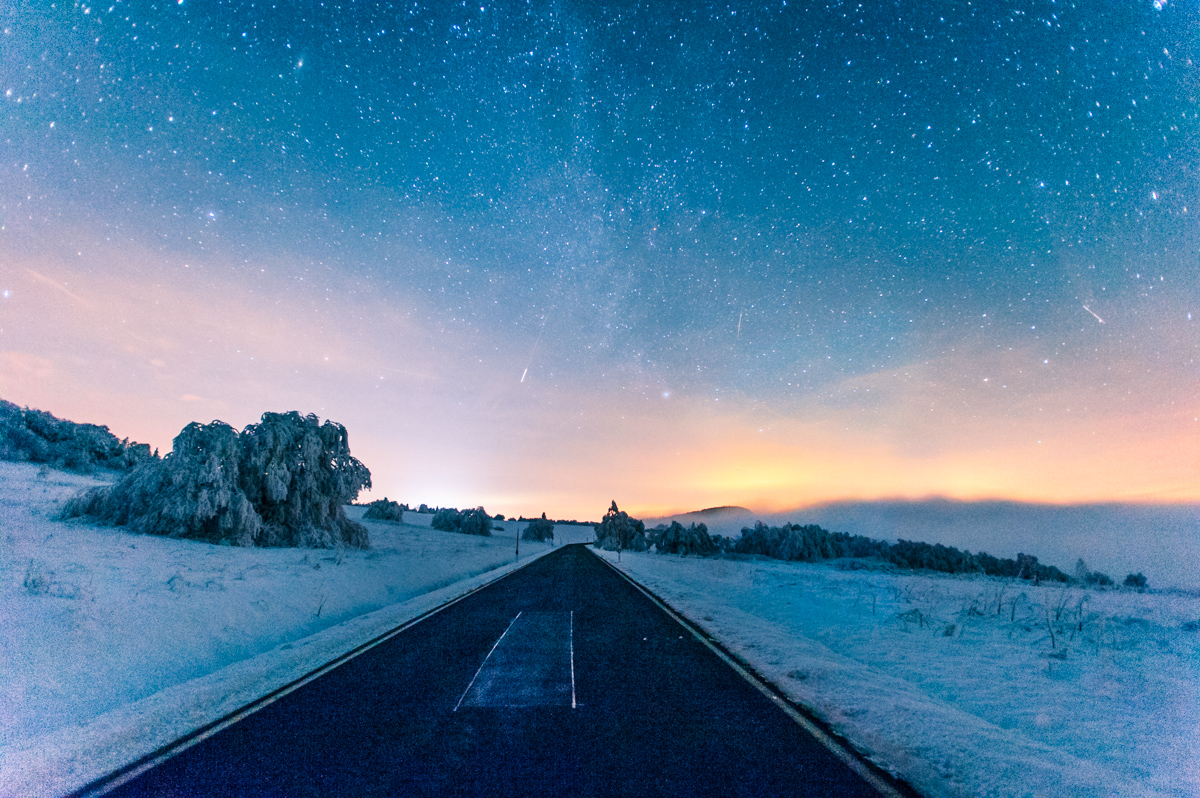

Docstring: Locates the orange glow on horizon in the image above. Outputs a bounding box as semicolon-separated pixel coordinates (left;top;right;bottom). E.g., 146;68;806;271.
2;239;1197;523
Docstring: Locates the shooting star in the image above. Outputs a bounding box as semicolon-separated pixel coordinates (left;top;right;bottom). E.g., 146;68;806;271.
520;313;549;383
1082;305;1105;324
737;309;743;339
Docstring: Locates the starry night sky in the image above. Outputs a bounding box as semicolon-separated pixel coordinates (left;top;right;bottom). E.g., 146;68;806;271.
2;0;1197;517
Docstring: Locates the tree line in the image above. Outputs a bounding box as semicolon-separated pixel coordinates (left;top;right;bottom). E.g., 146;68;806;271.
595;503;1149;589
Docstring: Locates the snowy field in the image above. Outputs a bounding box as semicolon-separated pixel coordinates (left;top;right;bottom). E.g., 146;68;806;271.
598;549;1200;798
0;461;592;797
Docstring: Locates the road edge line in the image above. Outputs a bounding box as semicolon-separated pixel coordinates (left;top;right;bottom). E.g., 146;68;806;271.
68;551;555;798
588;547;920;798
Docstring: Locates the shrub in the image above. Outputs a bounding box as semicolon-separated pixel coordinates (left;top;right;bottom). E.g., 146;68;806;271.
522;513;555;541
430;507;493;536
1073;558;1114;587
363;498;404;523
0;399;155;473
594;501;647;552
1123;572;1148;590
653;521;718;556
459;508;493;537
62;412;371;548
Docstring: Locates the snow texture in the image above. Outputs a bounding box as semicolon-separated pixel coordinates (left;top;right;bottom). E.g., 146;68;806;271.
0;462;582;797
598;549;1200;798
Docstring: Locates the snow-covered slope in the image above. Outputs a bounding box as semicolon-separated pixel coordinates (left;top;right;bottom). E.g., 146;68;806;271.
598;550;1200;798
0;461;573;796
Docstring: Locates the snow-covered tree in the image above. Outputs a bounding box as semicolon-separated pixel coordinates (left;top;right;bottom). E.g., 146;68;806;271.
63;412;371;549
238;412;370;548
653;520;718;556
430;506;493;536
363;498;405;523
1123;572;1148;590
594;501;647;552
62;420;261;545
1;399;154;473
522;513;555;541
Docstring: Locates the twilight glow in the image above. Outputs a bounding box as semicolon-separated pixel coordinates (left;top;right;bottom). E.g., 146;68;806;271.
1;0;1196;520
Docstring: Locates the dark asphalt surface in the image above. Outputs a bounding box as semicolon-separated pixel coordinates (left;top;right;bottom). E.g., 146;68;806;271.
102;545;891;797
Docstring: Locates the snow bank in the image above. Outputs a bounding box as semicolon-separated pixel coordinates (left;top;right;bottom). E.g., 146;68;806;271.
598;550;1200;798
0;461;559;796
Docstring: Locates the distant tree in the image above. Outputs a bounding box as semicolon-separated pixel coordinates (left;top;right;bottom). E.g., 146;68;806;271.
1123;572;1148;590
653;521;718;556
594;501;647;552
363;498;404;523
522;512;555;541
1073;558;1114;587
62;412;371;548
494;513;506;521
430;507;492;536
459;508;493;536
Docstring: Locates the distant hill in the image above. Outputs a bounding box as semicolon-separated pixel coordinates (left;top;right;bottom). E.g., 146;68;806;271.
643;505;758;537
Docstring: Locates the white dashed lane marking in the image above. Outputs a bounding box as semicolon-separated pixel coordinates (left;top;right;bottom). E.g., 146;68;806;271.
456;611;575;709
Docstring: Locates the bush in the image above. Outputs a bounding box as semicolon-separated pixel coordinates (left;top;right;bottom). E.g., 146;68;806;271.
1073;558;1114;587
430;507;493;536
594;501;647;552
652;521;718;556
0;399;155;473
363;498;404;523
522;513;555;541
62;412;371;548
1123;572;1148;590
460;508;493;536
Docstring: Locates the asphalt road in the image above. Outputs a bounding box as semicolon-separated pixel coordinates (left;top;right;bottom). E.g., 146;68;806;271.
96;544;904;797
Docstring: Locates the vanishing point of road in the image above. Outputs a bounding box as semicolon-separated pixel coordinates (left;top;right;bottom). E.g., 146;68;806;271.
83;544;916;797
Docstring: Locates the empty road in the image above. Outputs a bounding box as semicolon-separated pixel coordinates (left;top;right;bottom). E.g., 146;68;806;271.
88;544;909;797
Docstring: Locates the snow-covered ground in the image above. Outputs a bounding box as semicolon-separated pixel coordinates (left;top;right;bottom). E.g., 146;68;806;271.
0;461;592;797
598;549;1200;798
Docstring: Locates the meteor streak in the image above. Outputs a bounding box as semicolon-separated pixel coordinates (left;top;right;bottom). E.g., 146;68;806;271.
1082;305;1105;324
520;313;549;383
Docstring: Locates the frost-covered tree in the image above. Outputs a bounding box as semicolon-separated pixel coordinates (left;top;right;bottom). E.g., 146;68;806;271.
1123;572;1148;590
430;507;460;531
430;507;493;536
363;498;404;523
0;399;154;473
594;501;647;552
63;412;371;549
653;521;718;556
459;508;493;536
522;513;555;542
63;420;261;545
238;412;371;548
1073;558;1114;587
